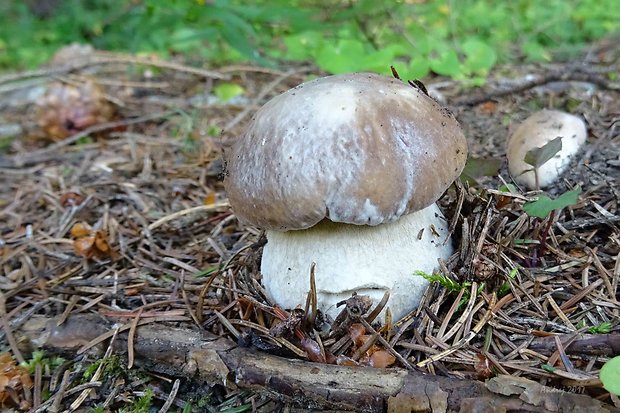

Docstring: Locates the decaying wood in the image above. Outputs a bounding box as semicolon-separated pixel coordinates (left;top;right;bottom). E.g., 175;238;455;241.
17;314;618;413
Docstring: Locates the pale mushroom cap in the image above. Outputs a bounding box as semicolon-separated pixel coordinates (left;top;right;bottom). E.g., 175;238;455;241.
507;110;587;189
225;72;468;230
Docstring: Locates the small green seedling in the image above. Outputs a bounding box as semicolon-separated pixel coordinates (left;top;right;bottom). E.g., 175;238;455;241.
21;350;65;374
524;136;563;169
523;136;562;189
522;187;581;219
416;270;471;293
498;267;518;297
499;183;518;193
214;82;246;102
588;322;612;334
600;356;620;396
416;271;482;310
460;157;502;185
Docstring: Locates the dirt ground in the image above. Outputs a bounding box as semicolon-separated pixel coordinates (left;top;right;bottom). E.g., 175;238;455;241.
0;42;618;412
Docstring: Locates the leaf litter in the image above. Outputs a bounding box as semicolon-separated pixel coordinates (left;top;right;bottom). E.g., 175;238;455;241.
0;43;618;411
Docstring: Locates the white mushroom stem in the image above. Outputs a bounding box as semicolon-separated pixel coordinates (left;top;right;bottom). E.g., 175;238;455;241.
260;203;453;322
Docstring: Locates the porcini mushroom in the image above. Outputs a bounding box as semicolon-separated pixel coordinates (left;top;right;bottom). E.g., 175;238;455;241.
224;73;467;321
507;110;587;190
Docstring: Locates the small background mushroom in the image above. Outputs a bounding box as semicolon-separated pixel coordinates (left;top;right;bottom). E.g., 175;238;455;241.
506;109;587;189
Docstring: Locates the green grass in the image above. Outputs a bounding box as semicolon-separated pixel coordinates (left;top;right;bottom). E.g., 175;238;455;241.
0;0;618;80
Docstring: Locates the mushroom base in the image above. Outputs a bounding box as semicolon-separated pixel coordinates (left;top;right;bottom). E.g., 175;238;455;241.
260;203;453;322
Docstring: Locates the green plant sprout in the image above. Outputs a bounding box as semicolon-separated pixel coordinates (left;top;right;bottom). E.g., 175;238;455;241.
416;270;483;309
587;321;612;334
117;388;154;413
214;82;246;102
497;267;519;297
416;270;472;293
523;136;563;190
21;350;65;375
522;187;581;219
460;157;502;186
82;355;123;381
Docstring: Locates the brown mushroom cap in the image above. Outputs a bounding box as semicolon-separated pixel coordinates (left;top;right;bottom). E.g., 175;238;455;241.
224;73;468;230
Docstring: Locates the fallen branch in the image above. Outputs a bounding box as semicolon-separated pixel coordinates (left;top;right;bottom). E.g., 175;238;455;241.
17;315;618;413
453;67;620;106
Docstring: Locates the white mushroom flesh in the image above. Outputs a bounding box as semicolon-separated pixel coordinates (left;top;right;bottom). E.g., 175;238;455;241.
260;203;453;322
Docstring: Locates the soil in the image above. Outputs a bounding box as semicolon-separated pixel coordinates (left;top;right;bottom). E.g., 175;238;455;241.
0;43;618;412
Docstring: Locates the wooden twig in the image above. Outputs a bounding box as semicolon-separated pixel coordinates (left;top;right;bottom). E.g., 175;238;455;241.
15;314;618;413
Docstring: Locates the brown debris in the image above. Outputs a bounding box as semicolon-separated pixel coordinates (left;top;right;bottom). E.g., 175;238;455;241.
0;45;618;411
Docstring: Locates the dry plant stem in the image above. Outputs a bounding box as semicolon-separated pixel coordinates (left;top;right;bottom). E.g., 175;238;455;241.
33;363;42;409
49;369;71;413
127;308;143;369
0;291;25;364
69;327;119;412
16;314;618;413
2;110;175;168
158;378;180;413
453;66;619;106
147;202;230;231
0;53;227;85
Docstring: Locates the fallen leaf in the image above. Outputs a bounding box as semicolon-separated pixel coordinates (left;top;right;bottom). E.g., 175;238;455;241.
368;350;395;368
70;222;92;238
59;191;84;207
474;352;494;379
203;192;217;206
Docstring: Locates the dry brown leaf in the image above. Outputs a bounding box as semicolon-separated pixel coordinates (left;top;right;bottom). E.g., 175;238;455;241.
0;352;32;408
70;222;92;238
474;352;494;379
70;222;118;260
348;323;366;347
368;350;396;368
203;192;217;206
59;191;85;207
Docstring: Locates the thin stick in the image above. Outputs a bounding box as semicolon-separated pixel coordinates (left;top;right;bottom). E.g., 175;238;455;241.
158;379;181;413
147;202;230;231
127;308;143;369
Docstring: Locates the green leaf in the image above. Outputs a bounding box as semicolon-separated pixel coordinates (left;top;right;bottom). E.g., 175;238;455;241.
169;28;204;52
408;55;431;79
461;39;497;75
522;40;552;62
282;31;323;60
429;49;461;77
600;356;620;395
214;83;245;102
522;187;581;219
415;270;471;293
460;157;502;184
499;183;518;193
524;136;563;168
314;39;366;74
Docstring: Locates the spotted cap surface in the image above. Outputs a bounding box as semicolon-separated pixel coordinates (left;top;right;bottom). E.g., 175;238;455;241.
224;72;468;230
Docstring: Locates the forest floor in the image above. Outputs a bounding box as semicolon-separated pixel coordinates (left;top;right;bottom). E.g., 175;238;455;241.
0;40;618;412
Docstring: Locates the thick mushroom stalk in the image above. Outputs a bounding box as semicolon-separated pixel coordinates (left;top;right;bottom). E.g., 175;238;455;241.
261;204;452;321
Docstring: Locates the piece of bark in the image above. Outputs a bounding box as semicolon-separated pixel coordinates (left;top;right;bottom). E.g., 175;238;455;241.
15;315;618;413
